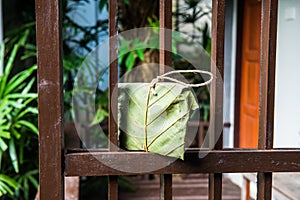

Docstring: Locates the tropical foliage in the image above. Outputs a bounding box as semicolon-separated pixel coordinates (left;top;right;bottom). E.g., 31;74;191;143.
0;30;38;199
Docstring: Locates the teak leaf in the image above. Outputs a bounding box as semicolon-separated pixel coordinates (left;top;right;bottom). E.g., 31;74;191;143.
118;82;198;160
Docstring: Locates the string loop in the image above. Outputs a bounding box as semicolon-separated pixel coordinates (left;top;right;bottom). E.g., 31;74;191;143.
150;70;213;95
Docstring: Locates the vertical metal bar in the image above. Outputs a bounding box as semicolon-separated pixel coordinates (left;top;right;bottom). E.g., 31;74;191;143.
233;0;244;148
258;0;278;150
209;0;225;199
175;0;179;32
36;0;64;199
159;0;172;199
109;0;118;152
198;123;204;147
159;0;172;73
160;174;172;200
108;176;118;200
257;173;273;200
257;0;278;199
209;173;222;200
108;0;119;199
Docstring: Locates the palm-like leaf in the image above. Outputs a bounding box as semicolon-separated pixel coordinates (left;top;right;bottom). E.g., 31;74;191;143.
118;82;198;160
0;30;38;199
0;174;19;196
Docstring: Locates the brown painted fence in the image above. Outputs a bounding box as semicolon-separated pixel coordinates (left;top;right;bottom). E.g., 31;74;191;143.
36;0;300;199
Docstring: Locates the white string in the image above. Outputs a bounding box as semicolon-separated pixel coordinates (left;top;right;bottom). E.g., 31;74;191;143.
150;70;213;95
158;70;213;87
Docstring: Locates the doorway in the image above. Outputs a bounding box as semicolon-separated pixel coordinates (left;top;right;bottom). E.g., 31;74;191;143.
236;0;261;148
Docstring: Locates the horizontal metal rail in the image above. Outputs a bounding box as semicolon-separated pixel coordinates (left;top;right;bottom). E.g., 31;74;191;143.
65;149;300;176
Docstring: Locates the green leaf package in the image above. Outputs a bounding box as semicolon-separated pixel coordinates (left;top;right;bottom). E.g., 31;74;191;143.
118;82;199;160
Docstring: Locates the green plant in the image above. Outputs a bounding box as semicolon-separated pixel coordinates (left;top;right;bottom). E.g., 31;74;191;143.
0;174;18;198
118;16;184;74
0;29;38;199
119;38;149;71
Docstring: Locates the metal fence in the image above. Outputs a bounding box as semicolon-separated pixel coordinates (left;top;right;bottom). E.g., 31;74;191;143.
36;0;300;199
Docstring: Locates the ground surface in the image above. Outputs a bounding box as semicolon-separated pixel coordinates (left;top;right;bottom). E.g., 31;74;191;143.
119;174;241;200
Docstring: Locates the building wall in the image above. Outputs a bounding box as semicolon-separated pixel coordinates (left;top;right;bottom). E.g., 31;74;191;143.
223;0;300;149
223;0;237;148
227;1;300;199
274;0;300;148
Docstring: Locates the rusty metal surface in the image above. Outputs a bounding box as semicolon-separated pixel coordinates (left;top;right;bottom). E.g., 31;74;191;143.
209;173;222;200
159;0;173;199
160;174;172;200
108;176;118;200
209;0;225;199
108;0;119;199
108;0;118;152
65;149;300;176
258;0;278;151
36;0;64;199
65;177;79;200
233;0;245;148
257;0;278;199
210;0;225;151
159;0;172;73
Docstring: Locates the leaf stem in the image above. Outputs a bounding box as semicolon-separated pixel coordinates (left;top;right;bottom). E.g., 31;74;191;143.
143;87;152;152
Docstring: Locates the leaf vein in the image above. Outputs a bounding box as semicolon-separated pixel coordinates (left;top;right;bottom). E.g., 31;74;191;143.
165;142;185;156
148;84;177;107
123;90;144;112
147;111;189;148
146;96;180;126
